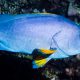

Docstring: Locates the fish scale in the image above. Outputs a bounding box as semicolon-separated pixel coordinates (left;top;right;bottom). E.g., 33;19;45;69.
0;13;80;68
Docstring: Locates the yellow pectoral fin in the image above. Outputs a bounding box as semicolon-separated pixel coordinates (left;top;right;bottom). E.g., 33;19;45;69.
34;59;47;67
40;49;56;54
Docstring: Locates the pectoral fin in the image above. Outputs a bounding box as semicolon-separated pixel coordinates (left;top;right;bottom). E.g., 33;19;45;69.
40;49;56;54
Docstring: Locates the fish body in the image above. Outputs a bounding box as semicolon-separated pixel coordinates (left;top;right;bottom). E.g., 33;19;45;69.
0;14;80;68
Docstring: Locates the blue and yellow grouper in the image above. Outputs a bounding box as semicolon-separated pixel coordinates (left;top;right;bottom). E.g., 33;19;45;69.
0;14;80;68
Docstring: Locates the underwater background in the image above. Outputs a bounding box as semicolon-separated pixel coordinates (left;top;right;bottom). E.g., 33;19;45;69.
0;0;80;80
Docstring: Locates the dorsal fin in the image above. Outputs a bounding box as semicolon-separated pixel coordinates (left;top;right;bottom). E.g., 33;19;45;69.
0;13;58;24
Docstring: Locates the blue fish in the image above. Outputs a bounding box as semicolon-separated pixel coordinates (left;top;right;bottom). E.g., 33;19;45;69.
0;13;80;68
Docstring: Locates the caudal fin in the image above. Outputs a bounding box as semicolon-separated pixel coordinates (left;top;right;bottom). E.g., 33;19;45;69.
32;49;57;68
33;58;48;68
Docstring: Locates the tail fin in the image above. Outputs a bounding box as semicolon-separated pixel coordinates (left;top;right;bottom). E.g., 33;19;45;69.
33;58;50;68
32;49;56;68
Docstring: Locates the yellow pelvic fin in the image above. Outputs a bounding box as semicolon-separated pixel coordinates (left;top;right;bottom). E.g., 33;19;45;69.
34;59;47;67
40;49;56;54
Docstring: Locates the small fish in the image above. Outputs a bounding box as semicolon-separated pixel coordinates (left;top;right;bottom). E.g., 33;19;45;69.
0;13;80;68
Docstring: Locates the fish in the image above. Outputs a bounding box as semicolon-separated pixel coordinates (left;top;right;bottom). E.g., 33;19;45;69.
0;13;80;68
